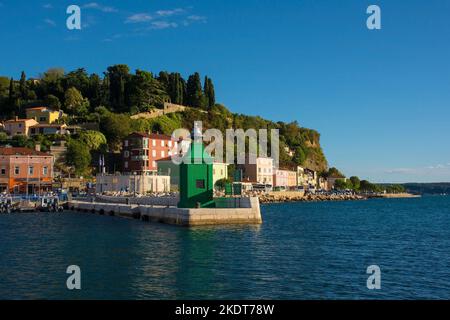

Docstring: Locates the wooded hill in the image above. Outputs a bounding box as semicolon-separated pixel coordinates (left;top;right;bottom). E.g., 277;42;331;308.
0;65;328;174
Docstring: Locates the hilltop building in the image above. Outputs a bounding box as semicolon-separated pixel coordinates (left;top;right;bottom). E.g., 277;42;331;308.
29;123;68;136
26;107;63;124
3;117;38;137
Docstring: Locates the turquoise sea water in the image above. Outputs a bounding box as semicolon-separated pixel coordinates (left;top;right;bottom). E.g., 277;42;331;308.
1;195;450;300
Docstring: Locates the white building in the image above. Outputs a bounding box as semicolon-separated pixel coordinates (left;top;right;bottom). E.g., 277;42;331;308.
96;174;170;194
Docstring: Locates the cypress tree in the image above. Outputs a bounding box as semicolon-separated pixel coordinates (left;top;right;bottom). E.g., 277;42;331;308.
186;72;204;108
19;71;27;99
204;76;215;109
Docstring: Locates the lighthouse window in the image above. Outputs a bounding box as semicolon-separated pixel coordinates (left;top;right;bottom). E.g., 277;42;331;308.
196;179;205;189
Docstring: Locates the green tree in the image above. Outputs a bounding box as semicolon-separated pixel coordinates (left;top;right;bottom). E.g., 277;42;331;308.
100;112;132;150
128;70;168;111
186;72;205;108
349;176;361;190
66;139;92;176
64;87;89;115
327;167;345;178
168;72;185;105
19;71;27;100
78;130;107;151
204;76;215;109
293;146;306;165
215;178;231;190
106;64;130;112
334;179;351;190
44;94;61;110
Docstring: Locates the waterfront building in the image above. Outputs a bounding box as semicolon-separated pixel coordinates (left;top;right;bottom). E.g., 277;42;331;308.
212;162;228;185
273;169;298;189
240;157;274;185
273;169;289;188
96;173;170;194
157;157;228;189
29;123;68;136
287;170;297;189
0;146;54;194
3;117;38;137
25;107;63;124
122;132;178;173
297;166;318;189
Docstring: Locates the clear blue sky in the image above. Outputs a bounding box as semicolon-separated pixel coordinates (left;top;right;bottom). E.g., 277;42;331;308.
1;0;449;183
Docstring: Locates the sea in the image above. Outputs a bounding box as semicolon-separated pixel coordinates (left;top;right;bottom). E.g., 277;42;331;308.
1;195;449;299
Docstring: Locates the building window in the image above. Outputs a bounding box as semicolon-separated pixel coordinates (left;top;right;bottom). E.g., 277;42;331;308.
161;151;165;158
124;140;128;147
168;141;172;147
14;166;20;175
1;167;5;175
124;151;129;158
143;138;148;148
258;168;261;173
161;140;164;147
152;150;156;157
152;139;156;147
43;166;48;176
196;179;205;189
152;161;156;168
28;166;34;175
124;161;128;169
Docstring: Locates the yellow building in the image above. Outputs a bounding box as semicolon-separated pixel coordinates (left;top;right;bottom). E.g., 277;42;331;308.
26;107;63;124
212;162;229;186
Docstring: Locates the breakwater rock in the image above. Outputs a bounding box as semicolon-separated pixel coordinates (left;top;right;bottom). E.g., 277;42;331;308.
259;192;366;203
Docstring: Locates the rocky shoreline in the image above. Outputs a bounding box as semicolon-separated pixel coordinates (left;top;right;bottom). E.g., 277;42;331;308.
258;192;420;204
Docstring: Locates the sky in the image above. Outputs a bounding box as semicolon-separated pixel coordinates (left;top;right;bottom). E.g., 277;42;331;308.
0;0;449;183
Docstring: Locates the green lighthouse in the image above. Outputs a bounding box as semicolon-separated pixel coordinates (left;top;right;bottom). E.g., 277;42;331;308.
177;127;215;208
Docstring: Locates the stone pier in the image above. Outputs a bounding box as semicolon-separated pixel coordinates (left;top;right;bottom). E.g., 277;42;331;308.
68;197;262;227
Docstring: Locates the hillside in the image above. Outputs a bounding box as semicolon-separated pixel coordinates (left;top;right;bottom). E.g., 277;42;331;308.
0;65;328;174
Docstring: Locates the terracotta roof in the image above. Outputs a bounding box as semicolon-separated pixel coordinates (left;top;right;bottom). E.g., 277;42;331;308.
26;106;53;111
4;118;36;123
156;156;173;162
0;147;52;157
30;124;67;128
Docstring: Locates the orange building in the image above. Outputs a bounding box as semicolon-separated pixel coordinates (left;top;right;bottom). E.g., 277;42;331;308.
3;117;39;136
0;147;54;194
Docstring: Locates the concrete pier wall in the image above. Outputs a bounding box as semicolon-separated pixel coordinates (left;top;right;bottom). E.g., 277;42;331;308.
95;194;178;207
68;197;262;226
